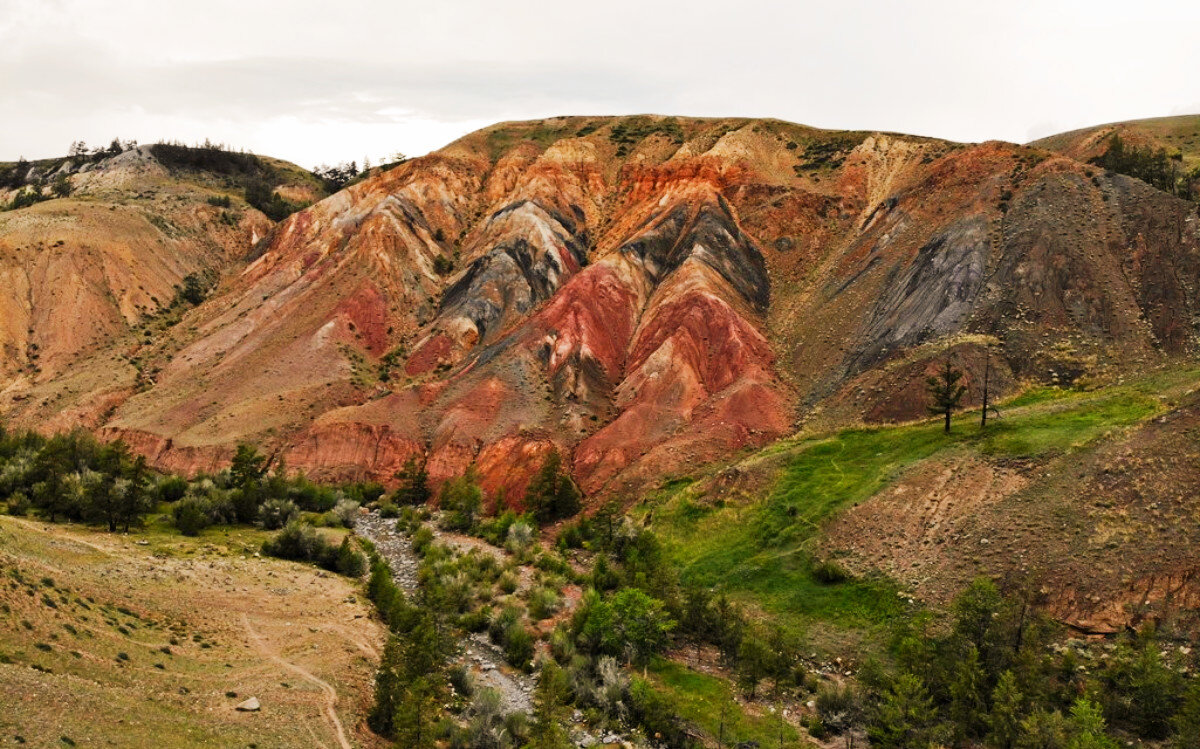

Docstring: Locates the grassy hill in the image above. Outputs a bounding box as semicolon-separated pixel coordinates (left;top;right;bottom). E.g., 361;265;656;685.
0;515;384;748
641;365;1200;650
1032;113;1200;171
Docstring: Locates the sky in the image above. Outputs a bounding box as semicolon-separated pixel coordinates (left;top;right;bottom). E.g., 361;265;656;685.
2;0;1199;170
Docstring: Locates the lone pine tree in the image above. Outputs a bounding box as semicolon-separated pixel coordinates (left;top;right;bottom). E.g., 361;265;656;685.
927;359;967;433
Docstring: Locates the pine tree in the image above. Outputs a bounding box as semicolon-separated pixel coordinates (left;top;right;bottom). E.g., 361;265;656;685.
114;453;151;532
229;443;268;522
1066;698;1118;749
949;645;988;742
1128;635;1179;739
737;633;771;698
989;670;1025;749
1172;681;1200;749
529;660;572;749
1017;709;1069;749
525;449;581;523
439;465;483;532
367;635;404;736
393;675;441;749
393;455;431;506
867;672;938;749
927;359;968;433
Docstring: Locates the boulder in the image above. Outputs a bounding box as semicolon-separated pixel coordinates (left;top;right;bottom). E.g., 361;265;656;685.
235;697;260;712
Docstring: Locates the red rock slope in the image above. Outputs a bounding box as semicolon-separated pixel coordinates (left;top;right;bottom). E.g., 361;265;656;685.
6;116;1200;502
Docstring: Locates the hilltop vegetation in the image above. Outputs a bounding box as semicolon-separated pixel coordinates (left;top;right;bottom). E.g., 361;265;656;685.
1089;134;1200;201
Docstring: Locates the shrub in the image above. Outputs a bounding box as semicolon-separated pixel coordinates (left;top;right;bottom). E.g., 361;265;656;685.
489;606;522;645
411;526;435;556
505;522;534;556
172;496;211;536
448;663;475;698
258;498;298;530
6;491;31;516
332;499;360;528
497;572;519;595
378;501;400;518
262;521;325;561
155;475;189;503
528;587;560;621
458;607;491;634
812;559;849;584
816;683;862;734
331;536;366;578
503;622;535;671
262;523;365;578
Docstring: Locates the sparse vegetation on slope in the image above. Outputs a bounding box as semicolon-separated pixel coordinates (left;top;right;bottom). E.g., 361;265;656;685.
0;515;381;747
645;380;1164;635
150;142;316;219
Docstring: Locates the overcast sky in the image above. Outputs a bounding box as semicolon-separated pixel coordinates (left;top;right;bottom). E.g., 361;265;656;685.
3;0;1199;169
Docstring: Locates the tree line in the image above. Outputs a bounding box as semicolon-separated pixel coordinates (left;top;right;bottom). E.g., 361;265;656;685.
1;428;370;575
1092;134;1200;202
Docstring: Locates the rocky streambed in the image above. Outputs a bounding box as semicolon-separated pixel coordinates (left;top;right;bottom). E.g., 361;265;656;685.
354;512;535;714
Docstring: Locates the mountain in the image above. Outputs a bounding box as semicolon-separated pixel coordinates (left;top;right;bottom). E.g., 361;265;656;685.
5;115;1198;509
0;144;329;430
1031;113;1200;171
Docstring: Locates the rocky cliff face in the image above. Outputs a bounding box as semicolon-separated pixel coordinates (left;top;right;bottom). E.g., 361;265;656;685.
5;116;1200;505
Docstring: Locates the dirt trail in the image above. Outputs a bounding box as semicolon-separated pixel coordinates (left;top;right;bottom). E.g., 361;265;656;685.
3;516;117;556
241;612;353;749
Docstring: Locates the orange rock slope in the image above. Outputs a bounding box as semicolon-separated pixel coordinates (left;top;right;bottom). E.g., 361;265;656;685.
5;115;1200;502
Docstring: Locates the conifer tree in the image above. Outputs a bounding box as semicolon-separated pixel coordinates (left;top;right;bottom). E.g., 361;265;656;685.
868;672;939;749
525;449;581;523
989;670;1025;749
529;660;572;749
393;455;431;506
927;359;967;433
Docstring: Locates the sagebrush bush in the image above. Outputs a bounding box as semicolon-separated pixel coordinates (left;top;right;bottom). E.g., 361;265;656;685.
258;498;298;530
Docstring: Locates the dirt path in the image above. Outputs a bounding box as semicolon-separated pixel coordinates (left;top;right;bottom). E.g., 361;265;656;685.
3;516;117;556
241;613;353;749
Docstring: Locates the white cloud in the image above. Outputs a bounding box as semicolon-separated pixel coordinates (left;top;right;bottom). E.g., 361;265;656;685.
2;0;1199;167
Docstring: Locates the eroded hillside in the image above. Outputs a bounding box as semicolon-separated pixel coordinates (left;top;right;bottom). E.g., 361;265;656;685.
0;145;326;429
4;116;1199;503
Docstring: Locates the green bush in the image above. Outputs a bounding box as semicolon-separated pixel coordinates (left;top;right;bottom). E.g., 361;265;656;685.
812;559;849;584
378;501;400;518
502;622;534;672
6;491;31;516
527;587;559;621
258;498;298;530
411;526;435;556
172;496;211;536
262;521;323;560
154;475;189;503
261;523;365;578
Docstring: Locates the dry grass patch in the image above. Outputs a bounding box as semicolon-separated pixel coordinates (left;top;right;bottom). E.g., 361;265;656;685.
0;517;385;748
